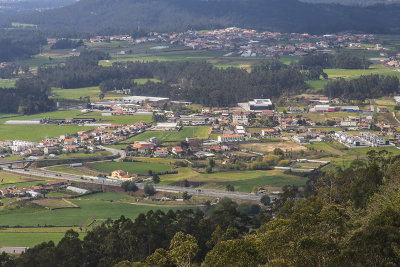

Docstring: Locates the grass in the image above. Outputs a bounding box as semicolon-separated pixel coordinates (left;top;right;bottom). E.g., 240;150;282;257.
0;200;188;227
123;127;211;143
0;232;70;248
80;192;130;201
160;168;307;192
51;87;121;102
133;78;161;84
88;161;173;175
0;79;17;88
0;125;94;142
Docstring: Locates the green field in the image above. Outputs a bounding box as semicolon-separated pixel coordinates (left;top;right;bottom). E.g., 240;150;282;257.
51;87;121;101
0;110;153;127
133;78;161;84
159;168;307;192
123;127;211;143
88;161;173;175
0;199;188;227
57;150;112;159
0;125;94;142
0;232;70;248
0;79;16;88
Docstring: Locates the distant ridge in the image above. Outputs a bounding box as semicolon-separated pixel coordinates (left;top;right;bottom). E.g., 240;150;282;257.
13;0;400;34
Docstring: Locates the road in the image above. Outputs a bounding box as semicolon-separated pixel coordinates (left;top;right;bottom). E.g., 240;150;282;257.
98;145;126;161
7;168;262;201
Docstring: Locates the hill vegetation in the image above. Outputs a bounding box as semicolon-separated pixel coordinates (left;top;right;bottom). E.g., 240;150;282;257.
11;0;400;34
3;150;400;266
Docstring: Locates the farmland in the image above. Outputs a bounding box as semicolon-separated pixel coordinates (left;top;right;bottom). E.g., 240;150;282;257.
159;168;307;192
0;125;94;142
87;161;173;175
123;127;211;143
51;87;121;102
0;199;188;227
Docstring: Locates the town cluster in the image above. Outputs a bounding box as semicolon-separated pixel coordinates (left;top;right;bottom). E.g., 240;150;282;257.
86;27;377;58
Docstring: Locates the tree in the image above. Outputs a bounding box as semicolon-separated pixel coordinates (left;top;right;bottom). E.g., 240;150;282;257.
168;232;199;267
260;195;271;206
153;174;160;184
205;166;213;173
144;183;156;196
182;191;192;200
226;184;234;192
121;181;138;192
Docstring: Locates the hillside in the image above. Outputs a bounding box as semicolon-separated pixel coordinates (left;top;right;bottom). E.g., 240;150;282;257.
300;0;400;6
13;0;400;34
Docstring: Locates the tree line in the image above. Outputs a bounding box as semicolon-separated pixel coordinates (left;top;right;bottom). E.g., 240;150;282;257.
0;29;47;62
3;150;400;266
38;53;307;106
0;78;55;114
298;52;371;70
324;74;400;99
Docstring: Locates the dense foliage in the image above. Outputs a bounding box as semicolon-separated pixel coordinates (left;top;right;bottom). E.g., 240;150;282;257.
298;53;370;70
324;74;400;99
38;53;307;106
11;0;400;34
50;38;84;50
0;29;47;62
0;78;55;114
4;150;400;266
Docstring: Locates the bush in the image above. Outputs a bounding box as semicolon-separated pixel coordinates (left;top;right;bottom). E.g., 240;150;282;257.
144;183;156;196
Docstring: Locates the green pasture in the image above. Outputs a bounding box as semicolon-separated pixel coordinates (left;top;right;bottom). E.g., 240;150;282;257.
0;125;94;142
88;161;173;175
79;192;131;201
0;79;16;88
123;127;211;143
0;232;69;248
51;87;121;101
133;78;161;84
160;168;307;192
0;200;187;227
57;150;112;159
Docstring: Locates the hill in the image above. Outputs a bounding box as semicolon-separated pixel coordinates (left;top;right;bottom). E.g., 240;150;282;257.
300;0;400;6
13;0;400;34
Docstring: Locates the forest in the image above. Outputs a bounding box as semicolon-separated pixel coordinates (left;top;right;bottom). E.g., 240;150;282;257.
0;78;55;114
0;30;47;62
324;74;400;99
38;54;307;106
9;0;400;34
2;150;400;266
297;53;371;70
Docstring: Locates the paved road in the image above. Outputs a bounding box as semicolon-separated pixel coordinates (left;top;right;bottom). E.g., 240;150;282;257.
7;168;262;201
98;145;126;161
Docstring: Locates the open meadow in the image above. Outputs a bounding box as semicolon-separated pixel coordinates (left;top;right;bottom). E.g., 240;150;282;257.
0;199;188;227
159;168;307;192
87;161;173;175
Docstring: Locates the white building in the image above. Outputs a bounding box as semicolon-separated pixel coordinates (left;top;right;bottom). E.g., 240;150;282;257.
232;113;249;125
11;140;39;153
238;99;273;112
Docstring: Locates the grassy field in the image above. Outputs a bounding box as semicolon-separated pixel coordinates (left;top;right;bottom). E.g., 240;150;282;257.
0;109;152;127
0;232;70;248
57;150;112;159
240;141;307;154
88;161;173;175
159;168;307;192
0;79;17;88
0;200;187;227
0;125;94;142
123;127;211;143
133;78;161;84
0;171;45;188
51;87;121;101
